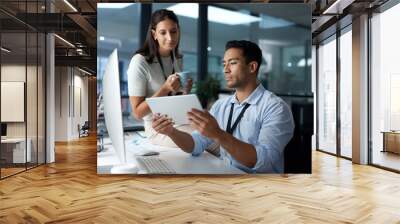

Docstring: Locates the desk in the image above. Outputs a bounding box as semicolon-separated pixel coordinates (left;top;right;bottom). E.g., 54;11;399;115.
382;131;400;154
1;138;31;163
97;132;245;174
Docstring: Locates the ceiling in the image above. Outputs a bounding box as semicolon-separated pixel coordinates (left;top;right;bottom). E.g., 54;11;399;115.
0;0;97;74
215;3;311;28
98;2;312;57
0;0;393;74
310;0;390;43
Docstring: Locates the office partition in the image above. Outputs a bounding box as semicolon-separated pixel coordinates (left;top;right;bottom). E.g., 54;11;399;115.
0;1;47;179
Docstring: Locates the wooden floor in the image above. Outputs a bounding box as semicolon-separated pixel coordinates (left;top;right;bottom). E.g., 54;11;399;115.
1;167;26;177
0;135;400;223
372;150;400;171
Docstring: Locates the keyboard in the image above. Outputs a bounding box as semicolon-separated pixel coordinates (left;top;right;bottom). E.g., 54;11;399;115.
136;157;176;174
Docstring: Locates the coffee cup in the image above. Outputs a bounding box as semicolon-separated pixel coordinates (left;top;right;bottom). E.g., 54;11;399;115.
177;71;191;88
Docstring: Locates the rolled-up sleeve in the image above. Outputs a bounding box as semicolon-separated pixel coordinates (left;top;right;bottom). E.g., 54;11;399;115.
127;55;148;97
189;101;220;156
190;131;213;156
251;100;294;173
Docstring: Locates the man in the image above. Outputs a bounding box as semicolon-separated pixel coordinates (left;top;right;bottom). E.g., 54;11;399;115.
152;40;294;173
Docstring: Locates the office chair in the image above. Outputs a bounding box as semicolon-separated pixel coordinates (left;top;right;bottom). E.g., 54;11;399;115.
284;102;313;174
79;121;90;138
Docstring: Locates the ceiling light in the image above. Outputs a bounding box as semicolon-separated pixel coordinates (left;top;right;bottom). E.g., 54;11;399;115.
167;3;261;25
99;37;122;47
297;58;312;67
259;14;294;29
54;34;75;48
78;67;92;76
1;47;11;53
97;3;134;9
322;0;354;15
63;0;78;12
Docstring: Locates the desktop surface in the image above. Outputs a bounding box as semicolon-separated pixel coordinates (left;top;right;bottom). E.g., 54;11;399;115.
97;131;245;174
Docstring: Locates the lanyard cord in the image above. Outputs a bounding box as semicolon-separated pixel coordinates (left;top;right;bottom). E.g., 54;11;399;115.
226;103;251;134
156;51;175;81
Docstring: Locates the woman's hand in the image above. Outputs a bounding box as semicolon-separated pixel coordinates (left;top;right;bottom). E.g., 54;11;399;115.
161;74;181;94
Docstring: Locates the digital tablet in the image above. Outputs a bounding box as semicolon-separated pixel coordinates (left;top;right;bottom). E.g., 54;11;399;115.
146;94;203;125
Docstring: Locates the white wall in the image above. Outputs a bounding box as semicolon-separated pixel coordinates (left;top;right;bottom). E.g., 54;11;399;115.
1;65;38;138
1;64;46;164
1;65;25;133
54;67;89;141
55;67;69;141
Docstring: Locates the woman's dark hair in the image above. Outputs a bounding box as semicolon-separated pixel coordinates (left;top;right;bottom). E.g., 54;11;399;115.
135;9;182;63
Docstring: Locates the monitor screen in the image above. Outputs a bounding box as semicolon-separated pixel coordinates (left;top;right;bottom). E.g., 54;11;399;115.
102;49;126;163
1;123;7;136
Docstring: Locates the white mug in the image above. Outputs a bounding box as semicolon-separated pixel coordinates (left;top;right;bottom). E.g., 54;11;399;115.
177;71;191;92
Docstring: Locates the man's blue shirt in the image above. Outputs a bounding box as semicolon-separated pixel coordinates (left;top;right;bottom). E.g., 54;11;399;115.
191;84;294;173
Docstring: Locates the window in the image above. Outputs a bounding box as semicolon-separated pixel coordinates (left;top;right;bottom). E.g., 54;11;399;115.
339;27;352;158
370;3;400;171
97;3;141;130
317;36;337;154
208;4;311;95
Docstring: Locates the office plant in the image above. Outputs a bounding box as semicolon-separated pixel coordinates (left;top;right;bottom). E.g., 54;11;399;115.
194;76;221;109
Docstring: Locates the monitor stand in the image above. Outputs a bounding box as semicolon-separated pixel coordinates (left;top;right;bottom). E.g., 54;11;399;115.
110;164;138;174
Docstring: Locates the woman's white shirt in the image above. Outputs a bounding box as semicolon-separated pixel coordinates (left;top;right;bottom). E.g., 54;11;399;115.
127;53;182;128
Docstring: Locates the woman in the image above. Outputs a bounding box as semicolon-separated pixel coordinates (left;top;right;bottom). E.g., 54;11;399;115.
127;9;193;146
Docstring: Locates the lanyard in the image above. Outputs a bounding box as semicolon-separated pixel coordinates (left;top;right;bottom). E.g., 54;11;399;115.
226;103;250;134
157;52;182;96
156;52;175;81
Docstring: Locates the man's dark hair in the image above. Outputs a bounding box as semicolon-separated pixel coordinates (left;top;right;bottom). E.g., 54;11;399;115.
225;40;262;74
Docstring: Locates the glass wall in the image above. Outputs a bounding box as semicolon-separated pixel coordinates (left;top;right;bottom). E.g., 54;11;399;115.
27;31;38;169
339;26;352;158
207;4;311;95
371;2;400;171
97;3;141;132
317;35;337;154
0;1;46;179
1;31;28;177
38;33;45;165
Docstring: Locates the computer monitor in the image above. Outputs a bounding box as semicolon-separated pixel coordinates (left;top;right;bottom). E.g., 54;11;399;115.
102;49;137;174
1;123;7;137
